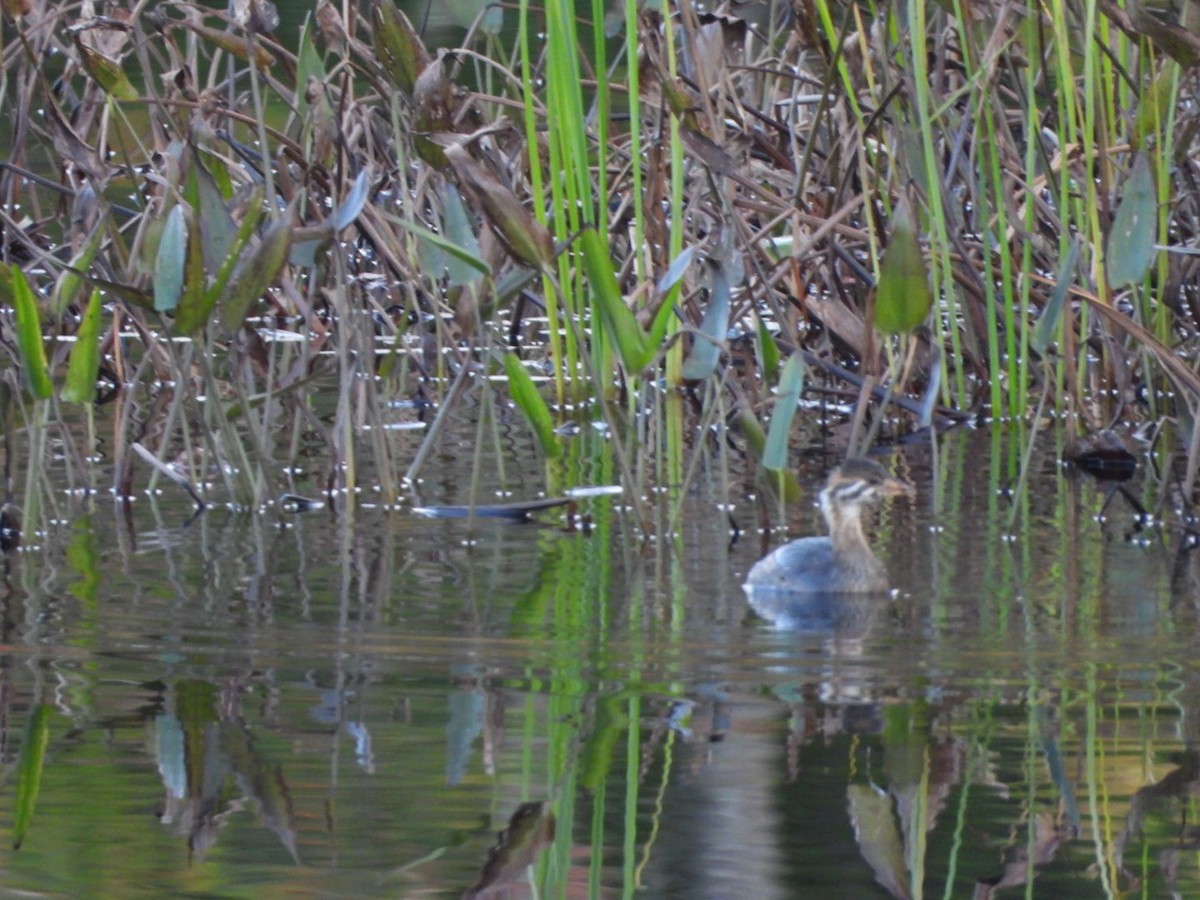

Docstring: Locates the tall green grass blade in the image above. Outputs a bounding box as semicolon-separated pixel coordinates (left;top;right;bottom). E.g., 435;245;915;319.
504;353;561;459
63;288;103;405
12;704;51;849
763;354;805;472
1107;152;1156;288
153;204;187;313
581;227;649;373
10;267;53;399
875;199;932;335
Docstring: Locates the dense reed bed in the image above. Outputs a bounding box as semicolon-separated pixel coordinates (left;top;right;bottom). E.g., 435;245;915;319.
2;0;1200;532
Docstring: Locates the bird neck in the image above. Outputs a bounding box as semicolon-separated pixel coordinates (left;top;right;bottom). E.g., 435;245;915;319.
819;492;886;584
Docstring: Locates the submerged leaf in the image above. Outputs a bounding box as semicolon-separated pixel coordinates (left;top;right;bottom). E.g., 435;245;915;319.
875;200;932;335
1107;152;1157;288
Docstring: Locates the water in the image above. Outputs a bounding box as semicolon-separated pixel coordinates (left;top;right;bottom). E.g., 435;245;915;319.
0;420;1196;898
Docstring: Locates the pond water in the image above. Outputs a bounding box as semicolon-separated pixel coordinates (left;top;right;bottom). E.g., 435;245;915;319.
1;411;1197;899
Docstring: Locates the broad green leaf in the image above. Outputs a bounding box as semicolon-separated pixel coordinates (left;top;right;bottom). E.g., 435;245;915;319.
218;204;293;335
63;288;104;404
373;1;429;93
195;186;266;331
294;19;327;120
739;410;800;502
190;162;237;275
186;23;273;68
504;353;561;458
154;204;187;312
10;267;53;399
332;169;371;232
74;39;138;100
1135;62;1179;148
656;245;698;294
756;315;780;384
439;184;483;287
680;265;731;381
1032;240;1080;355
51;213;106;317
1107;152;1157;288
875;199;932;335
396;215;490;279
13;704;51;849
445;144;554;270
762;353;805;472
580;227;650;373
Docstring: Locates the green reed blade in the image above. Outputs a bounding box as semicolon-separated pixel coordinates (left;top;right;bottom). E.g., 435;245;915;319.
62;288;103;405
10;266;52;399
12;704;51;849
504;353;561;459
763;353;806;472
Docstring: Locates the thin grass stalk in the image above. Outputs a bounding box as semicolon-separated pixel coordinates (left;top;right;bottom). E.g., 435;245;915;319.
904;0;967;408
621;0;645;284
518;1;566;408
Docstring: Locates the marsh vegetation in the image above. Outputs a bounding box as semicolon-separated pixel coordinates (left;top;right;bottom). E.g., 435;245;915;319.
5;0;1200;896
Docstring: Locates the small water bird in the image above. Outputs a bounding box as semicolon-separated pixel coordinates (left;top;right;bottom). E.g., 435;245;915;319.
744;457;913;593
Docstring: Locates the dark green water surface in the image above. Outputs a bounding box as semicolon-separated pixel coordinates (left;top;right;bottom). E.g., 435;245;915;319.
1;422;1198;898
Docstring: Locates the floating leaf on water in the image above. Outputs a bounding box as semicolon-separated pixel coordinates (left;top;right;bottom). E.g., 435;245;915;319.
412;496;572;520
503;353;562;459
1107;152;1157;288
874;198;932;335
154;204;187;313
10;266;53;399
63;288;104;405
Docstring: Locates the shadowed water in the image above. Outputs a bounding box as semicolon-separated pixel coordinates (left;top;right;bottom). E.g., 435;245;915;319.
0;424;1197;898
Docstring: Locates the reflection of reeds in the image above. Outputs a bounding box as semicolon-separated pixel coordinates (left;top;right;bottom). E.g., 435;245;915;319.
3;0;1200;528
